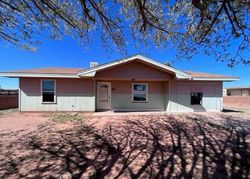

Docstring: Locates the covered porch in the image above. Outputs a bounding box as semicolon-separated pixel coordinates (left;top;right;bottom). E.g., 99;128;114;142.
95;80;170;111
91;59;174;112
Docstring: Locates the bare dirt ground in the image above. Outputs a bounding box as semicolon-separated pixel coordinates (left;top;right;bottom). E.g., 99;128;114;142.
0;110;249;178
224;96;250;109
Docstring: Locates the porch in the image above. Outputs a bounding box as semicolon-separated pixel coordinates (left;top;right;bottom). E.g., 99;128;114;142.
95;80;169;112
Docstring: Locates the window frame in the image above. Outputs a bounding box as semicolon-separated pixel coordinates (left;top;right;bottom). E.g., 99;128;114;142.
41;79;57;104
190;92;203;105
132;83;148;103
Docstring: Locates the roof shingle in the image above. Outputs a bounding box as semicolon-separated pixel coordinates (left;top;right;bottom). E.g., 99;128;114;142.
10;68;237;79
13;68;83;74
185;71;237;79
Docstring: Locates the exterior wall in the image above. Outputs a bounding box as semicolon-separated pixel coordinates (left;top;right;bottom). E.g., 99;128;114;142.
20;78;95;111
167;81;223;112
95;61;174;81
230;89;242;96
110;81;166;111
242;89;250;96
227;89;250;96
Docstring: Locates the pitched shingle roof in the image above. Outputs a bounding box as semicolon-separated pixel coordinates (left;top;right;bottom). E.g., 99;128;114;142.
186;71;237;79
225;86;250;90
13;67;83;74
10;68;237;79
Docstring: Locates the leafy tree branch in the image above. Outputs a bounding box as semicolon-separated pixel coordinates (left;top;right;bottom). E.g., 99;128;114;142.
0;0;249;66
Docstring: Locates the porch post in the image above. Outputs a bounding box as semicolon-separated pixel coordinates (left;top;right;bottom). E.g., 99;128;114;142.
93;78;96;112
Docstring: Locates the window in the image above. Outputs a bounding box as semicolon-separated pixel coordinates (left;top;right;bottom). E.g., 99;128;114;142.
41;80;56;103
191;92;202;105
132;83;148;102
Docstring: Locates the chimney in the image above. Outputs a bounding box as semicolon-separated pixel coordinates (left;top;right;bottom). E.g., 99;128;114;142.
90;61;98;68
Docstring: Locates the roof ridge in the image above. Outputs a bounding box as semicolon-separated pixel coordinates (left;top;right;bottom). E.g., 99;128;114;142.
80;54;143;72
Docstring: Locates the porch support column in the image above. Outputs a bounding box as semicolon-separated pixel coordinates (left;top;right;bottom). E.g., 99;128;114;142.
93;78;96;111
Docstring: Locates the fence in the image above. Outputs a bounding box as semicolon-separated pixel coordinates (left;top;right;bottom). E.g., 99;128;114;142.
0;90;18;110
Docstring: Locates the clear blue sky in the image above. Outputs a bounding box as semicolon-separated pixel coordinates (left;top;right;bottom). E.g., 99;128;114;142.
0;35;249;89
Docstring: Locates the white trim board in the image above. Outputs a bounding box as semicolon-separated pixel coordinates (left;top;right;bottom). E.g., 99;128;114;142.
192;77;239;81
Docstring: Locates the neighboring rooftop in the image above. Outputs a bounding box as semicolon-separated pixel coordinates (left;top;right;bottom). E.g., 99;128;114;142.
0;89;18;95
225;86;250;89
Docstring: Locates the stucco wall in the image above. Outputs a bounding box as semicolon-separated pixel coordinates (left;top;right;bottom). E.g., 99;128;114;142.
228;89;250;96
19;78;95;111
95;61;174;81
19;77;223;112
167;81;223;112
242;89;250;96
229;89;242;96
110;81;167;111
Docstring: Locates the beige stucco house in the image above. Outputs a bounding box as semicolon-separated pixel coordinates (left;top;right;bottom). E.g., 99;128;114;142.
0;55;238;112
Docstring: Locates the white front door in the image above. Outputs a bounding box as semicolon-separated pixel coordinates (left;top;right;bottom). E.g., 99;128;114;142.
97;82;111;110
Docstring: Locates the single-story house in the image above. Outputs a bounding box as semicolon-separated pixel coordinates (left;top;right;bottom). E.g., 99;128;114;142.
0;55;238;112
225;86;250;96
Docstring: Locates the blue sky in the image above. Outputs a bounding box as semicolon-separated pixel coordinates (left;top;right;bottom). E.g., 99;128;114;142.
0;35;249;89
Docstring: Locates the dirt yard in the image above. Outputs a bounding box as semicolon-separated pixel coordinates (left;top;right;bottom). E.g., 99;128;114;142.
224;96;250;109
0;110;249;178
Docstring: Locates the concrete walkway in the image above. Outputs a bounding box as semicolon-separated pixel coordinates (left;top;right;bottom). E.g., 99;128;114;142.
92;110;167;116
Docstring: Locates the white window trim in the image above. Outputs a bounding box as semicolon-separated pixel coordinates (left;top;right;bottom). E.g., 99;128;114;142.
132;83;148;103
41;79;57;104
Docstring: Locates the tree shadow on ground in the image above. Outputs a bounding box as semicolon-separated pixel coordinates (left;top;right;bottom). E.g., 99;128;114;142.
0;115;249;178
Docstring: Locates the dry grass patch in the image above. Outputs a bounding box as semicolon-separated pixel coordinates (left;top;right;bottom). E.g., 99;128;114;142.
48;113;86;122
0;108;18;117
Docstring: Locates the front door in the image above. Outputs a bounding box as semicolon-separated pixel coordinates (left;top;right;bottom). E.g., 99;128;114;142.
97;82;111;110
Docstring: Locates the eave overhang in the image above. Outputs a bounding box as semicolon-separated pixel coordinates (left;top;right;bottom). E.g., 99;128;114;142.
191;77;239;82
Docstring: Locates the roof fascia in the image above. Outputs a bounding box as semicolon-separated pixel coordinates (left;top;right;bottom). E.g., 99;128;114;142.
192;77;239;81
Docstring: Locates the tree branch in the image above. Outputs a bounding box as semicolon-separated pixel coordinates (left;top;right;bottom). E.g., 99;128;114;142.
199;0;226;43
0;0;21;12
